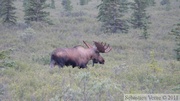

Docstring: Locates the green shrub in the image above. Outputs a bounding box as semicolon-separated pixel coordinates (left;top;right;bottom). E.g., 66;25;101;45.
172;85;180;91
32;55;50;65
0;50;10;60
0;49;18;69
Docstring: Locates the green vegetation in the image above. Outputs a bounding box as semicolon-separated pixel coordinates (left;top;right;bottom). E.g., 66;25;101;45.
80;0;90;5
62;0;73;11
160;0;171;10
50;0;55;9
145;0;155;7
0;0;180;100
130;0;150;29
0;0;17;26
97;0;129;33
170;23;180;61
130;0;152;39
23;0;51;24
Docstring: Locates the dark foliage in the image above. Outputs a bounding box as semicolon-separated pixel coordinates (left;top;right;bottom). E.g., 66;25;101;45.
50;0;55;9
97;0;129;33
0;0;17;26
23;0;52;24
170;23;180;61
62;0;73;11
130;0;150;29
160;0;170;5
80;0;90;5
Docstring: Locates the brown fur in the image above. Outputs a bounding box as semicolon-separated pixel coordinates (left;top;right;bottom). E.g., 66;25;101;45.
50;41;111;69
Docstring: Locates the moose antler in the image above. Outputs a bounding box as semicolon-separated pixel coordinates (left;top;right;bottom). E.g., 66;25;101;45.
94;41;112;53
83;41;93;48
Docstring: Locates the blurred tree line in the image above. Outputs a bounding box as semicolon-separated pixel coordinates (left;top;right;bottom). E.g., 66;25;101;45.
23;0;52;24
0;0;179;60
0;0;52;25
97;0;154;38
0;0;179;57
0;0;174;28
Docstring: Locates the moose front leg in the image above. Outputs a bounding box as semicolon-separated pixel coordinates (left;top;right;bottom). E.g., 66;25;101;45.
92;59;99;66
79;64;87;69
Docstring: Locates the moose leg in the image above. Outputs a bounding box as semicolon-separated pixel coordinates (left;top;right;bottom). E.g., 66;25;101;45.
50;60;56;68
58;64;64;68
92;59;98;67
56;59;65;68
80;64;87;69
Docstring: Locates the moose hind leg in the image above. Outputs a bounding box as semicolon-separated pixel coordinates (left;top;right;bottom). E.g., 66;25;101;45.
58;64;64;68
56;59;65;68
50;60;56;68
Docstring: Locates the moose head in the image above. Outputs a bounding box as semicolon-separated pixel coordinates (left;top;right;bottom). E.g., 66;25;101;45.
50;41;112;69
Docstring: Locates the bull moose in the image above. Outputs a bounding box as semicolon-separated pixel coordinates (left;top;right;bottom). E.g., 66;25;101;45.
50;41;112;68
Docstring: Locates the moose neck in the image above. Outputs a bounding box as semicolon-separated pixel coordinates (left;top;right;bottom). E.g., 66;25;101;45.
86;48;97;60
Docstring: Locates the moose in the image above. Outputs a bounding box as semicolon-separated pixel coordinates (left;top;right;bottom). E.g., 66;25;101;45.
50;41;112;69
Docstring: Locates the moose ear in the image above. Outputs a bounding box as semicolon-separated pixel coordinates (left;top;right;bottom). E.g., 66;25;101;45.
83;41;93;48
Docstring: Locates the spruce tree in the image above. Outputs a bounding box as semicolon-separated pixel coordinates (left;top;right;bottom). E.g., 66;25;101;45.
160;0;170;5
24;0;51;24
0;0;17;26
97;0;129;33
170;23;180;61
80;0;89;5
0;0;2;17
130;0;151;39
145;0;155;7
62;0;73;11
160;0;171;11
50;0;55;9
130;0;150;29
142;23;149;39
